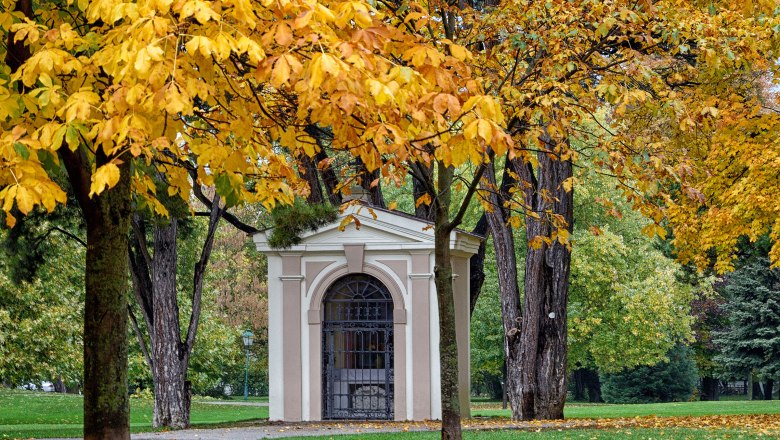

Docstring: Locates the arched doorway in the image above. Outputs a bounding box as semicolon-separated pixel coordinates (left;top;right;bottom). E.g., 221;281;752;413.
322;274;394;420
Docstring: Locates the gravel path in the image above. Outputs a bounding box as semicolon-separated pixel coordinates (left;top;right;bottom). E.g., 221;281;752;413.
131;421;437;440
200;401;269;407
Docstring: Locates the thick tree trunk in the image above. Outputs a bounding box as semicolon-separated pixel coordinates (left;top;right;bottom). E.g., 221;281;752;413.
128;199;222;429
763;380;773;401
81;160;132;440
151;220;190;428
515;146;573;420
481;161;523;420
54;376;66;394
433;163;462;440
700;376;720;401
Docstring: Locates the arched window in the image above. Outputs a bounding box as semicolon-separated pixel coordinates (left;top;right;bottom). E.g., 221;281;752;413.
322;274;394;419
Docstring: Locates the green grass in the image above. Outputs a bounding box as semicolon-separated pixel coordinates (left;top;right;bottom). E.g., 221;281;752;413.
472;399;780;419
0;389;268;439
2;389;778;439
283;428;774;440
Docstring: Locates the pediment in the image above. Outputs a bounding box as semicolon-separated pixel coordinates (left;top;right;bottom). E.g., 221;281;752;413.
302;222;424;245
253;204;481;255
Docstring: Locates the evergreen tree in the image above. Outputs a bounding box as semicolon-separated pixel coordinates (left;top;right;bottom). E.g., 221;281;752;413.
601;345;698;404
713;243;780;383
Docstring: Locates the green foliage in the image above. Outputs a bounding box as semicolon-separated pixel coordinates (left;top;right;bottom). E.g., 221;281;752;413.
267;200;338;249
469;244;505;398
713;241;780;380
0;232;83;388
601;345;698;404
568;171;693;372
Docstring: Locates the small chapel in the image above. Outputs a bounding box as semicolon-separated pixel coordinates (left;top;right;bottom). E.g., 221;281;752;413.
253;202;480;421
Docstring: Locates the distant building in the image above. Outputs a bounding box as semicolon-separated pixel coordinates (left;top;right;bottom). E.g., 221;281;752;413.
253;204;480;421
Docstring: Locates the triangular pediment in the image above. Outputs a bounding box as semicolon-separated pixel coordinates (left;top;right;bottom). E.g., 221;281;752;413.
301;221;426;245
291;205;434;246
253;204;481;255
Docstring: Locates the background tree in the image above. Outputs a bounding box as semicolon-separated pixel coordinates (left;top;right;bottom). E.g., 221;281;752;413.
601;344;698;404
464;0;779;420
713;238;780;400
0;229;84;392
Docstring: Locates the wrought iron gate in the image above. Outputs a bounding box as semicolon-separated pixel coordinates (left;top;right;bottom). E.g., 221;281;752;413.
322;274;394;420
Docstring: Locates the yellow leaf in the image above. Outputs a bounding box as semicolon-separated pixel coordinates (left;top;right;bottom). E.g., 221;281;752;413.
271;56;291;88
89;162;121;197
15;186;34;215
477;119;492;142
275;23;293;46
449;44;469;61
320;54;340;76
415;193;431;208
463;119;479;140
562;177;574;192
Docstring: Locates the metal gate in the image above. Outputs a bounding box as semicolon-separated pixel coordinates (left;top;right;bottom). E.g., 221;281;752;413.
322;274;394;420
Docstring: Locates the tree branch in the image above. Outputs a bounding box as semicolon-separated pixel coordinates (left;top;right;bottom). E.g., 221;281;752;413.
185;195;224;354
128;305;154;371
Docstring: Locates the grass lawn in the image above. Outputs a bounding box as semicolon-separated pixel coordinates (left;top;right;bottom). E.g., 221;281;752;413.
282;429;776;440
0;389;268;439
2;390;778;439
472;399;780;419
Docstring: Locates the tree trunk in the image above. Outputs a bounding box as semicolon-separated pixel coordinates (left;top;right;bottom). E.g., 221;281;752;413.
151;220;190;428
54;376;66;394
433;163;462;440
81;160;132;440
751;376;762;400
12;5;131;437
764;380;773;401
583;369;602;403
468;214;488;316
572;370;585;401
700;376;720;401
515;146;573;420
481;161;524;420
299;154;325;204
128;198;223;429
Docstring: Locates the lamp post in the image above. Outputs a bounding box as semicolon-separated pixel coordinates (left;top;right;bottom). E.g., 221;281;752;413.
242;329;254;401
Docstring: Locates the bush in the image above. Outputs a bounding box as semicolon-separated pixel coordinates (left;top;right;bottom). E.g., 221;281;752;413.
601;344;698;404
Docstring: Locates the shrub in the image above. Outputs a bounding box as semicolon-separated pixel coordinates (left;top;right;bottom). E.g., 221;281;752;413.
601;344;698;403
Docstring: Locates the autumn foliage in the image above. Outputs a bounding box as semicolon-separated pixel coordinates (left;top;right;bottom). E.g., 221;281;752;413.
2;0;780;437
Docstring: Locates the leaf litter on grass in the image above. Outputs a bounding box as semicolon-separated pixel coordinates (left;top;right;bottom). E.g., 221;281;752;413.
268;413;780;437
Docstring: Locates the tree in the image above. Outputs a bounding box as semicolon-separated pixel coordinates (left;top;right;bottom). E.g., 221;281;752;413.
1;1;509;438
568;174;694;374
465;0;778;420
127;203;224;428
713;240;780;397
601;344;698;404
0;229;84;391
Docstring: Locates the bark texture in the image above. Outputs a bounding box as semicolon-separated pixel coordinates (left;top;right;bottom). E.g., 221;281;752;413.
128;198;223;428
62;147;133;440
468;214;488;316
514;147;573;420
481;160;523;420
150;221;189;428
432;163;461;440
